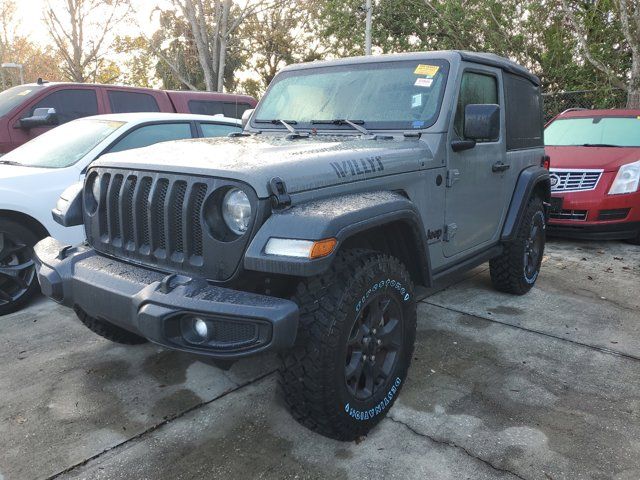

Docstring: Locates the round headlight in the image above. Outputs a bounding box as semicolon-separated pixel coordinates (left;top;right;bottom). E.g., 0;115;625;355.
222;188;251;235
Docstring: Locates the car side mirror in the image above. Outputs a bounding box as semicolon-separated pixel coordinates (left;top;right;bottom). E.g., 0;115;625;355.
451;104;501;153
241;108;254;129
464;104;500;141
52;182;83;227
19;107;59;129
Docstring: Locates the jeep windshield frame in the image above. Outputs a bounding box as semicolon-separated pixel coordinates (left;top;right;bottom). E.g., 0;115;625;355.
252;59;450;132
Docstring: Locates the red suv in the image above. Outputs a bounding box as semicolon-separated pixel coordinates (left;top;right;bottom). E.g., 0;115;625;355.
545;109;640;244
0;81;256;154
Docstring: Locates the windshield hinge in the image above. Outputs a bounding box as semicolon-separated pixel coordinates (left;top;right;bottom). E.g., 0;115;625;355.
446;169;460;187
269;176;291;210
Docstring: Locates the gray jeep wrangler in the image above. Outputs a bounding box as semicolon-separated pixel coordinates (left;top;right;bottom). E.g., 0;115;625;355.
35;51;549;441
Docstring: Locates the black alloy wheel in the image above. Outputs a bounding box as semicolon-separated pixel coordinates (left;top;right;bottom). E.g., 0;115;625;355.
345;293;403;401
0;232;35;307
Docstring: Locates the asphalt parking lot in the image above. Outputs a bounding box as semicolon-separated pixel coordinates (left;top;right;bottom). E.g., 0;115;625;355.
1;238;639;480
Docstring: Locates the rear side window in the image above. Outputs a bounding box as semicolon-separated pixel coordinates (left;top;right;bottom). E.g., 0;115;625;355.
454;72;498;139
188;100;252;119
504;73;543;150
109;123;193;153
200;122;241;137
108;90;160;113
29;89;98;124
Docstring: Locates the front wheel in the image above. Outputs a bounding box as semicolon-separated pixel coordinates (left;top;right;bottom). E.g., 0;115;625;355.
490;196;546;295
0;218;41;316
279;249;417;441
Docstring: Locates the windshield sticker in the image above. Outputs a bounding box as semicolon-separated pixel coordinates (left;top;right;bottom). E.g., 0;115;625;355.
414;64;439;76
411;93;423;108
414;78;433;88
412;120;425;129
17;89;32;96
330;156;384;179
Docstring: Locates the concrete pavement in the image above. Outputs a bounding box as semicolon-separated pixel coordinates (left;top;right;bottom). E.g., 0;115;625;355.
1;239;638;480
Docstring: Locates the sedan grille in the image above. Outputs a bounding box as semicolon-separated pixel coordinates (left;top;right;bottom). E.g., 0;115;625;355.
549;169;602;192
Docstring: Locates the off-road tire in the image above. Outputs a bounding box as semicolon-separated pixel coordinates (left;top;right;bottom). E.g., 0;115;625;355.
490;196;546;295
279;249;417;441
0;218;41;316
74;306;147;345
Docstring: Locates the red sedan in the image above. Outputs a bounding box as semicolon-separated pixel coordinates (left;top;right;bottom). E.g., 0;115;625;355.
545;108;640;244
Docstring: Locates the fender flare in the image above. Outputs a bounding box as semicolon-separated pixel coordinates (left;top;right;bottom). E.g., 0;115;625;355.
501;165;550;242
244;191;431;281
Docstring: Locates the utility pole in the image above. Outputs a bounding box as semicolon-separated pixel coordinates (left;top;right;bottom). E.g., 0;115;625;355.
364;0;372;55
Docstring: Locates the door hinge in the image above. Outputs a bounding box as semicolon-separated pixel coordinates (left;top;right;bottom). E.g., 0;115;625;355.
444;223;457;242
446;169;460;187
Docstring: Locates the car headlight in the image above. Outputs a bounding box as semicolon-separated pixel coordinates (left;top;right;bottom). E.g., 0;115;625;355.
222;188;251;235
608;160;640;195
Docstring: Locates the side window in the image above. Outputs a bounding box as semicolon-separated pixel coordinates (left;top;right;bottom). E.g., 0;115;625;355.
108;91;160;113
29;89;98;124
200;122;241;138
453;72;498;139
223;102;252;119
109;123;193;153
188;100;252;119
188;100;223;116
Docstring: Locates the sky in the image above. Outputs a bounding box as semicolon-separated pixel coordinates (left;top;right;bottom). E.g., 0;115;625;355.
13;1;166;47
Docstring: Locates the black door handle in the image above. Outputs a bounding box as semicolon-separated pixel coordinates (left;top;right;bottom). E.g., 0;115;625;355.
492;161;510;173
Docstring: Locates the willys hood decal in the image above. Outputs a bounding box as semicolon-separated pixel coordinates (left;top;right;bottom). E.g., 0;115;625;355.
92;135;431;198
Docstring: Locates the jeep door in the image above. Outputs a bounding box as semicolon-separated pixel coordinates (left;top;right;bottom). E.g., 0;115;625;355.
443;67;509;257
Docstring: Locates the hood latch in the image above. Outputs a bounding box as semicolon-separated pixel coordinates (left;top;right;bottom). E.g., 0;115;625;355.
269;176;291;210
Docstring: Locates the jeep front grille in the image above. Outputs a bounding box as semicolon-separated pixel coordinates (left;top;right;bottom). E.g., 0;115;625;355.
84;167;260;282
549;169;602;192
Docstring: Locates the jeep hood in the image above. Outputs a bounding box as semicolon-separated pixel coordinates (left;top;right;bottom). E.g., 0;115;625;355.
92;135;431;198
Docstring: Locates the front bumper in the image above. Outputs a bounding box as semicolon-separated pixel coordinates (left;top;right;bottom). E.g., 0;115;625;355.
34;237;299;360
548;175;640;240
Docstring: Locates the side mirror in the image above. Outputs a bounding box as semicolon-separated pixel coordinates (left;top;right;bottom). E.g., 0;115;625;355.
241;108;254;129
464;104;500;141
52;182;83;227
19;107;59;129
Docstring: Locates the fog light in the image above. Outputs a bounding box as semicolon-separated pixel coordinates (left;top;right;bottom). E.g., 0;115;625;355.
181;316;210;345
194;318;208;338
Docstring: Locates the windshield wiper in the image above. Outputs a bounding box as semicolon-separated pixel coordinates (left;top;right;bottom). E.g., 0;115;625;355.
0;160;23;166
311;119;371;135
580;143;621;148
253;119;309;139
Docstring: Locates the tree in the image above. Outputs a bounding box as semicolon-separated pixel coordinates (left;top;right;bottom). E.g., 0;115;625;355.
43;0;131;82
561;0;639;107
237;0;325;94
153;0;284;92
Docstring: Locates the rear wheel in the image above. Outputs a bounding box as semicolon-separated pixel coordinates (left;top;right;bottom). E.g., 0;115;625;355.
0;218;40;316
490;196;546;295
279;249;416;441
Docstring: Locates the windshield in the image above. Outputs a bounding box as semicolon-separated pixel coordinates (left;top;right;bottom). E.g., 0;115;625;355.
2;118;125;168
545;117;640;147
253;59;450;131
0;85;43;117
